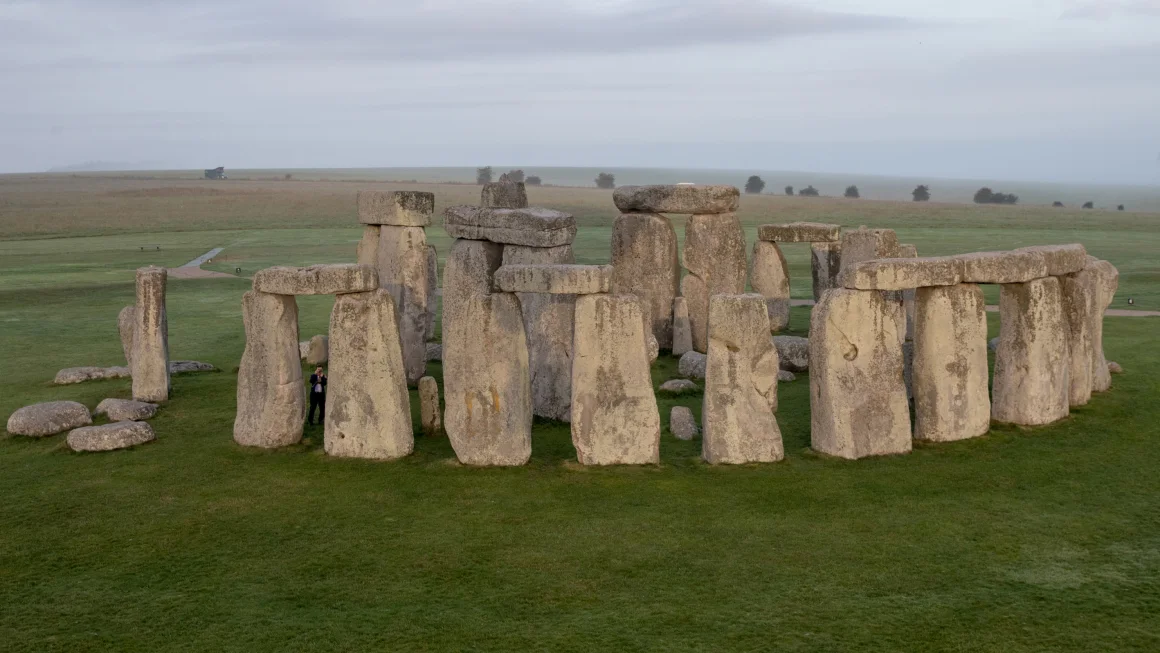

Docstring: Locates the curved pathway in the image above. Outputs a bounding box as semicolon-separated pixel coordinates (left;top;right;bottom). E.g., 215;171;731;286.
168;247;235;279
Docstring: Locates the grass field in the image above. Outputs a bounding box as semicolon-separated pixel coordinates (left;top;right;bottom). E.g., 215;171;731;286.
2;173;1159;651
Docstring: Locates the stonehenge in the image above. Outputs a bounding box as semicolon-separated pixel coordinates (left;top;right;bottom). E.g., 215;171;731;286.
991;277;1070;426
610;211;680;349
234;290;305;448
755;222;842;326
131;266;170;403
912;284;990;442
682;209;747;353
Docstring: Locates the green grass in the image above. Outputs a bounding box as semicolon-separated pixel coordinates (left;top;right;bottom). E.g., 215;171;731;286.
2;175;1159;651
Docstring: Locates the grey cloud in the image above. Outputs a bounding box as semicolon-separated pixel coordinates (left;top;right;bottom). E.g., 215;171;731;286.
1062;0;1160;19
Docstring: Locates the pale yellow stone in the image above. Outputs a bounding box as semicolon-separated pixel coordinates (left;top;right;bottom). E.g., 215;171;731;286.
992;277;1069;425
912;284;990;442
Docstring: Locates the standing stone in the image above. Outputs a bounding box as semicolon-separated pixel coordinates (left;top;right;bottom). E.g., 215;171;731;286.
234;291;304;448
444;292;532;466
325;290;413;460
672;297;693;356
442;239;504;345
895;244;919;341
670;406;699;441
838;227;899;276
702;294;783;464
425;245;438;341
503;245;576;421
356;225;380;266
992;277;1069;426
377;226;430;384
571;294;660;465
305;334;329;366
1060;269;1097;407
810;242;842;301
912;284;990;442
610;212;680;349
1087;258;1119;393
809;288;911;459
419;376;442;437
682;213;747;353
750;241;791;333
118;305;136;367
131;266;170;403
481;181;529;209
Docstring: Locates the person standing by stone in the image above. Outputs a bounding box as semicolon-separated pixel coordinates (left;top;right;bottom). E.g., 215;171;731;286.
307;366;327;426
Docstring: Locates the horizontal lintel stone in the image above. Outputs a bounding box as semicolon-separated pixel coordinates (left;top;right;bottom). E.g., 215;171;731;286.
493;264;612;295
954;250;1048;284
612;185;739;214
252;264;378;295
841;256;962;290
757;222;841;243
357;190;435;226
1016;244;1087;276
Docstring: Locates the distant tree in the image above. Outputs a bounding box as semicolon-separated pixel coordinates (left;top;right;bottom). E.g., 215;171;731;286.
844;185;860;199
476;166;493;185
784;185;794;196
595;172;616;189
526;175;542;186
744;175;766;194
283;173;292;181
974;187;1018;205
799;185;820;197
1117;204;1125;211
504;169;525;183
1052;201;1065;207
1082;201;1094;209
912;185;931;202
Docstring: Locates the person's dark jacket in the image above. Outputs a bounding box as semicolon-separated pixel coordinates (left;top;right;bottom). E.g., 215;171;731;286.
309;373;327;396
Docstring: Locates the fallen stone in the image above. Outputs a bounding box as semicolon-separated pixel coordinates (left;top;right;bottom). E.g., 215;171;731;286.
988;337;999;352
426;342;442;361
169;361;216;374
444;206;576;247
778;370;796;382
1060;268;1097;407
679;350;707;379
376;225;431;384
670;406;699;441
419;376;442;437
955;250;1048;284
1088;258;1119;393
440;239;503;355
131;266;170;403
7;401;92;437
750;241;791;332
612;185;739;214
357;190;434;227
671;297;693;356
809;288;910;459
118;305;135;366
842;256;962;291
992;277;1069;425
252;264;378;295
425;244;438;341
443;292;532;466
356;225;380;266
305;335;329;366
772;336;809;373
683;212;748;352
234;291;304;448
1108;361;1123;374
493;264;612;294
912;284;990;442
66;421;155;452
659;379;699;393
481;181;528;209
1017;244;1087;276
611;212;680;348
94;398;158;421
838;228;899;277
324;290;413;460
571;294;660;465
811;242;842;302
53;366;132;385
757;222;841;243
702;294;784;464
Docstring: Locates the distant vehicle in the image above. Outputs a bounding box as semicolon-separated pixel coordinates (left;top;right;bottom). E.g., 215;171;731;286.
204;167;227;180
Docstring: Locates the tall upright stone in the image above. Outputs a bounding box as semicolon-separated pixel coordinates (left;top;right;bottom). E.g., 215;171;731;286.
839;227;899;276
702;294;783;464
809;288;910;459
571;294;660;465
810;242;842;301
118;305;136;367
610;212;680;349
234;291;304;448
750;241;791;333
912;284;990;442
425;244;438;341
1087;258;1119;393
672;297;693;357
377;226;430;385
131;266;170;403
419;376;442;437
682;213;747;352
992;277;1069;425
325;290;414;460
1060;268;1097;407
443;292;532;466
481;180;529;209
895;243;918;341
441;238;504;349
356;225;380;266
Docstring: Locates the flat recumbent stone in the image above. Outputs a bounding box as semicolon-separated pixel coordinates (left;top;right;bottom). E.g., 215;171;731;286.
757;222;841;243
67;421;155;452
1016;244;1087;276
954;250;1048;284
252;264;378;295
612;185;739;214
357;190;434;227
493;264;612;295
841;256;962;291
7;401;92;437
443;206;576;247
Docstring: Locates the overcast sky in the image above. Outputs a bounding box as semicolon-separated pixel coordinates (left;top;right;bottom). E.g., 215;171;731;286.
1;0;1158;183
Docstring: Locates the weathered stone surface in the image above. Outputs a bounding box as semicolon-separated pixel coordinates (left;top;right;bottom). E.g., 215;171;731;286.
94;398;158;421
1108;361;1123;374
376;226;430;384
810;242;843;302
425;245;438;341
1088;258;1119;393
646;332;659;364
7;401;91;437
809;289;911;459
54;366;131;385
757;222;841;243
131;266;170;403
895;244;919;341
444;292;532;466
67;421;155;452
610;212;680;348
773;336;809;372
502;244;576;422
494;264;612;294
426;342;442;361
902;340;914;399
703;294;783;464
169;361;216;374
1060;269;1097;407
234;291;304;448
419;376;442;437
612;185;739;214
659;379;698;393
672;297;693;356
305;335;329;366
842;256;961;291
357;190;434;227
571;294;660;465
441;239;504;341
778;370;796;382
253;264;378;295
992;277;1069;425
838;228;899;276
443;206;576;247
299;341;309;359
1017;244;1087;276
356;225;380;266
324;290;414;460
955;250;1048;284
678;350;707;379
118;305;135;366
912;284;990;442
750;241;790;332
683;213;747;352
670;406;699;440
481;181;528;209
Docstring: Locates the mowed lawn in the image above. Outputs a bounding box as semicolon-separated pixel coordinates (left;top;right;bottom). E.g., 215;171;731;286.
1;175;1159;652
